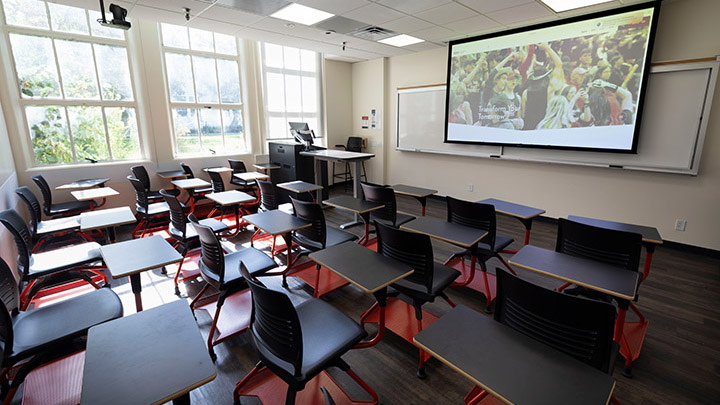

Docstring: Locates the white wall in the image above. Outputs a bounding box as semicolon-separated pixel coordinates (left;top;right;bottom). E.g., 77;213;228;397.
0;96;19;271
352;58;386;184
378;0;720;250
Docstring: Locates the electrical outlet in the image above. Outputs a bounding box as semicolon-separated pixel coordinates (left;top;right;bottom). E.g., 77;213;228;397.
468;183;473;192
674;219;687;231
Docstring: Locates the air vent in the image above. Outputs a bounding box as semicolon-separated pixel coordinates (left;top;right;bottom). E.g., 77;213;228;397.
350;25;397;41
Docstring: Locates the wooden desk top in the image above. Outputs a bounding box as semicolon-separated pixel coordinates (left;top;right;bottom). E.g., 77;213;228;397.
300;149;375;161
391;184;438;198
243;210;310;236
100;235;182;278
206;190;255;206
71;187;119;201
477;198;545;220
56;178;110;190
310;242;413;293
567;216;662;245
80;206;136;231
171;178;210;189
323;196;384;214
277;180;323;194
234;171;269;181
414;305;615;405
254;163;281;170
509;245;639;301
157;170;189;179
204;166;233;173
401;217;488;249
81;301;216;405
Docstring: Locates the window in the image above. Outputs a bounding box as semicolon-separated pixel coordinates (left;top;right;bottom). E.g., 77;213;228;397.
261;43;322;140
160;23;247;156
1;0;141;165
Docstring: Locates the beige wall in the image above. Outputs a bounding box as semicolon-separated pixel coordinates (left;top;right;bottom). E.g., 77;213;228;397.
379;0;720;250
352;58;386;184
0;97;19;272
324;60;353;153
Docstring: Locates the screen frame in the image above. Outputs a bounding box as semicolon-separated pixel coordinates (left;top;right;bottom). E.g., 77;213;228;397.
443;1;661;154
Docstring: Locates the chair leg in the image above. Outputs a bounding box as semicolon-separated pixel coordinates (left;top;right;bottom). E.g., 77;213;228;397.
285;388;297;405
610;395;621;404
233;362;265;405
346;368;379;404
189;284;211;312
206;295;225;362
174;257;186;296
464;386;488;405
416;314;427;379
313;263;322;298
480;262;493;313
495;254;517;275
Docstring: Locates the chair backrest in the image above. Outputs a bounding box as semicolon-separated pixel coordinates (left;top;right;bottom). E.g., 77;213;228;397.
290;198;326;249
375;221;434;294
361;183;397;224
207;170;225;193
346;137;362;152
0;257;18;359
188;214;225;283
31;175;53;215
160;189;187;238
180;163;195;179
130;165;151;191
127;176;149;211
256;179;279;212
240;262;303;376
228;159;247;174
446;196;497;250
494;268;617;373
15;187;43;238
556;218;641;272
0;209;32;277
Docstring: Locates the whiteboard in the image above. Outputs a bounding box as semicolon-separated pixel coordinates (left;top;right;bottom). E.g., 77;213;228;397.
395;59;718;175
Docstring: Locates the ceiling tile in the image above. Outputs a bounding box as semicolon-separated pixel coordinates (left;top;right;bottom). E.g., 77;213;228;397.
295;0;371;15
382;16;434;33
234;27;288;43
186;18;242;35
195;5;265;26
214;0;291;16
376;0;452;15
341;3;405;26
415;2;479;25
456;0;535;14
404;41;444;52
129;5;189;25
325;54;364;63
556;2;622;18
351;40;410;56
486;2;553;25
133;0;213;15
449;14;502;34
410;25;456;41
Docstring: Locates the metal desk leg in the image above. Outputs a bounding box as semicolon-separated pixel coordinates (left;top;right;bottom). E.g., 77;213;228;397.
314;158;323;204
354;288;387;349
130;273;143;312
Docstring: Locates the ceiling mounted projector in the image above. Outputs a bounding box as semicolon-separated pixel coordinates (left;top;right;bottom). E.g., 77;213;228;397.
97;0;131;30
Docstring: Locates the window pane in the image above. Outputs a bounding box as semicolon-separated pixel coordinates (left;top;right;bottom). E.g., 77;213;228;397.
300;50;316;72
26;105;73;164
304;117;318;135
165;52;195;103
161;23;189;49
214;33;237;55
189;28;213;52
301;77;316;113
3;0;49;29
9;34;61;98
55;39;99;100
199;109;222;153
89;10;125;39
217;59;240;104
192;56;218;103
94;44;133;101
68;106;108;161
264;43;283;68
266;72;285;112
173;108;199;155
283;47;300;70
222;109;245;152
284;75;301;113
48;3;88;35
106;107;140;159
267;116;287;139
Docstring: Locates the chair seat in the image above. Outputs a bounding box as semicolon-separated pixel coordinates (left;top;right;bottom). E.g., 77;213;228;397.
28;242;103;276
170;218;229;240
292;226;358;251
230;178;253;187
255;298;367;382
370;212;415;227
9;288;122;361
48;201;93;217
36;216;81;235
201;247;276;288
477;233;514;254
148;189;180;203
137;202;169;216
391;262;461;302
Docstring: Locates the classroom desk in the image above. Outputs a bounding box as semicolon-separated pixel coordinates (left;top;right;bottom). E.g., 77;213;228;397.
233;171;269;182
206;190;255;237
172;178;211;212
253;162;281;174
71;187;119;209
322;196;384;245
56;178;110;190
391;184;437;216
99;235;183;312
309;241;413;348
414;305;615;405
81;300;216;405
79;206;135;243
476;198;545;247
243;210;311;268
277;180;323;202
157;170;190;179
204;166;233;173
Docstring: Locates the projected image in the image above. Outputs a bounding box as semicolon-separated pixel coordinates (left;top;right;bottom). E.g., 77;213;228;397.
446;5;657;152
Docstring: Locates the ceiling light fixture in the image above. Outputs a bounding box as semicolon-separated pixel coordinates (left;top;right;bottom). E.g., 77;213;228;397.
271;3;334;26
378;34;424;47
540;0;614;13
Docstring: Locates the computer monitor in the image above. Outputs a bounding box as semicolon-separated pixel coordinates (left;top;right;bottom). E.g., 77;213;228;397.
289;122;314;146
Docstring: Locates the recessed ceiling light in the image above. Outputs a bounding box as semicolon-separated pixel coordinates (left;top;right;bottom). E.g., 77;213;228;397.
271;3;334;26
378;34;424;47
540;0;614;12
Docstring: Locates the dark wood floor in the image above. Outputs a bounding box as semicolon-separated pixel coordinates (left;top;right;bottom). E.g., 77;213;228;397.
22;188;720;404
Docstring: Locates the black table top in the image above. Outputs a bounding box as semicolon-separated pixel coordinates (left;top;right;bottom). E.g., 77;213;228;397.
567;215;662;244
391;184;438;198
323;196;385;214
243;209;311;235
277;180;323;194
81;301;216;405
309;242;413;293
509;245;639;301
401;217;488;249
99;235;183;278
476;198;545;220
157;170;189;179
56;178;110;190
414;305;615;405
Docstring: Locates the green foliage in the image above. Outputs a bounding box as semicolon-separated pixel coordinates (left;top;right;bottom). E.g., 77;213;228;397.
29;106;73;164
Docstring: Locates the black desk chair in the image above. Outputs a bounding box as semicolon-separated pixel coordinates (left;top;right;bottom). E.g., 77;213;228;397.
250;179;292;258
233;263;378;405
179;163;213;204
332;137;367;189
0;209;109;310
363;221;459;379
0;256;122;402
131;165;180;203
283;198;357;295
128;176;170;238
160;189;229;296
445;196;515;313
228;159;255;192
31;174;94;218
188;214;277;360
360;183;415;238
